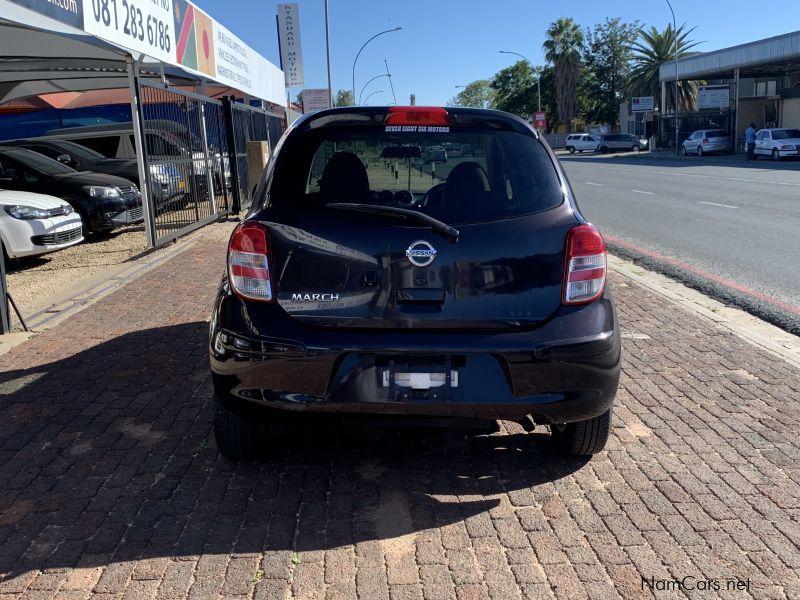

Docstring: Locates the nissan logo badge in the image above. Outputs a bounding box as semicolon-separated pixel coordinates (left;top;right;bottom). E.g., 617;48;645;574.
406;240;437;267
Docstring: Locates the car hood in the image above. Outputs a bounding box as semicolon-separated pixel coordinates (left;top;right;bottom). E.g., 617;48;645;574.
52;171;137;188
0;189;72;209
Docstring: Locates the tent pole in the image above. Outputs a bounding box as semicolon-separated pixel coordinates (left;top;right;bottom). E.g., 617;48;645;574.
126;55;155;248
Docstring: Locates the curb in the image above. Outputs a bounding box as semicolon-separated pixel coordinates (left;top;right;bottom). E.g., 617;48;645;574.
608;255;800;370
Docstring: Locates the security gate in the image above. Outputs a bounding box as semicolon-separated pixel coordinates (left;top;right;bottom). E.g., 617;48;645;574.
136;82;231;247
223;99;285;212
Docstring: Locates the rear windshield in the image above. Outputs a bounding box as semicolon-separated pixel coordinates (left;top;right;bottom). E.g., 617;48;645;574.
269;126;563;225
773;129;800;139
706;130;727;138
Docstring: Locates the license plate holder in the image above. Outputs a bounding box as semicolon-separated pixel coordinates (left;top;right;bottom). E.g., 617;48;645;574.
380;358;458;402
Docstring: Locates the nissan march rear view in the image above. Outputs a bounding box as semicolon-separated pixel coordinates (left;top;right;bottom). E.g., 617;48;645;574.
209;107;621;460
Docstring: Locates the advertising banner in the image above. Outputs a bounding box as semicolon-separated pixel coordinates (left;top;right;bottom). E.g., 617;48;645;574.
79;0;284;104
302;88;331;113
81;0;175;64
632;96;654;112
8;0;84;28
276;3;304;88
533;111;547;130
698;86;730;109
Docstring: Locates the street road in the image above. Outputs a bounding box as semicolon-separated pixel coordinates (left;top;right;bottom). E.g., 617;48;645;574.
559;155;800;329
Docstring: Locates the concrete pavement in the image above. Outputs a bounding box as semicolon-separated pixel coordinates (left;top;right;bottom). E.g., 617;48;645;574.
1;223;799;599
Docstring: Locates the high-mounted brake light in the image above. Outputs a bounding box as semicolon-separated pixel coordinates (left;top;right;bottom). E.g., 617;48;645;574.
385;106;450;126
563;224;606;305
228;222;273;301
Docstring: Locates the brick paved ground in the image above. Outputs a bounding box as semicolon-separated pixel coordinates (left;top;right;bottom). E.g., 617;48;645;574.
1;230;799;600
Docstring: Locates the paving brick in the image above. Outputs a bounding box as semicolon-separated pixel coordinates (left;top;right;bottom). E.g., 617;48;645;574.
0;226;798;600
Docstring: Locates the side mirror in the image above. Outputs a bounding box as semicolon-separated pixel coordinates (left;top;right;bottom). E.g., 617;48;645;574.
56;154;72;164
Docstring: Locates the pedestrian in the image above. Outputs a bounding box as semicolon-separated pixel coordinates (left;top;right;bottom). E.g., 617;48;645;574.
745;122;757;160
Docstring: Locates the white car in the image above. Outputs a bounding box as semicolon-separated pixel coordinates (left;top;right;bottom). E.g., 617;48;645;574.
754;128;800;160
681;129;732;156
565;134;601;153
0;190;83;259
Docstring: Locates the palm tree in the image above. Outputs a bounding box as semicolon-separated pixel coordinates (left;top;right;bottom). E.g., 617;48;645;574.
628;24;702;112
543;17;584;132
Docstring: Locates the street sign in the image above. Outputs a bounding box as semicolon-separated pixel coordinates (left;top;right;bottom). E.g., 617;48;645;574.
277;3;304;88
632;96;654;112
302;88;331;113
534;111;547;130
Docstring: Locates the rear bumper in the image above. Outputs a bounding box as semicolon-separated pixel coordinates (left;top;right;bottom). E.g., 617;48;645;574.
209;284;621;424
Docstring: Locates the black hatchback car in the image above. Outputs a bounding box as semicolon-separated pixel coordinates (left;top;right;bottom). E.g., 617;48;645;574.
0;146;142;233
209;107;621;459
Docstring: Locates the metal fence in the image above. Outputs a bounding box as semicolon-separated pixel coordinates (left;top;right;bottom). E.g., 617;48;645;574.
224;99;285;212
138;83;230;246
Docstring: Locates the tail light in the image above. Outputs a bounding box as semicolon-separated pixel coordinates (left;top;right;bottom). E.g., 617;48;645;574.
563;224;606;305
228;222;273;301
703;138;709;144
385;107;450;126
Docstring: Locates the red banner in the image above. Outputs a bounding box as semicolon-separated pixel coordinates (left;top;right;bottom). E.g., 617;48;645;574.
534;111;547;131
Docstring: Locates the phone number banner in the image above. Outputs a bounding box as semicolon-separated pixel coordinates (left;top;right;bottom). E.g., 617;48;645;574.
80;0;284;103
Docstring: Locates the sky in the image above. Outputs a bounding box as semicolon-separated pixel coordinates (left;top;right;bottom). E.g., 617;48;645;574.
192;0;800;106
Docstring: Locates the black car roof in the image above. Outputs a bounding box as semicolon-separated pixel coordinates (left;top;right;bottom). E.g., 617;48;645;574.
290;106;538;137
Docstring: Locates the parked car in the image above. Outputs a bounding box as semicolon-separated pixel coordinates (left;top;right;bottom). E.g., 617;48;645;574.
0;190;83;259
565;134;601;153
681;130;732;156
753;128;800;160
597;134;648;153
0;147;142;233
422;145;448;163
0;138;186;211
44;122;230;194
209;106;621;460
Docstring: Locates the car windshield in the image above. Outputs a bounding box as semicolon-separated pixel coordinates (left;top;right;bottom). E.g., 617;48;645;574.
270;125;564;226
772;129;800;139
2;147;75;175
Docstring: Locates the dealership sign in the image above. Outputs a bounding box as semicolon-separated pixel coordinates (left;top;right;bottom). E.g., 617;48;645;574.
276;3;304;88
631;96;654;112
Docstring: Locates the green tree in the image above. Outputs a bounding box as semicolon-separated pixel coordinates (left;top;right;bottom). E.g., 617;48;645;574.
628;24;702;112
490;61;537;121
583;18;640;126
543;17;584;132
334;89;354;107
448;80;495;109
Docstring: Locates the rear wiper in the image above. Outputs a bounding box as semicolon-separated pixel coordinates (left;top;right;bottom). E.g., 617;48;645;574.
327;203;459;243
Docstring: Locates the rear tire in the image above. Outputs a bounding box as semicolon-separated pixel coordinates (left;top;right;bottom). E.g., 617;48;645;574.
681;145;687;156
631;145;640;154
697;146;704;157
567;146;575;154
214;395;261;460
551;408;613;456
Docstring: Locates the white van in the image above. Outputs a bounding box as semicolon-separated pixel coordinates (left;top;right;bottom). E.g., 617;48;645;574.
565;134;601;154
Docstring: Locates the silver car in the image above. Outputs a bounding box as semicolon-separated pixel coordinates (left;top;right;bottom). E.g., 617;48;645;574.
597;134;648;153
681;129;731;156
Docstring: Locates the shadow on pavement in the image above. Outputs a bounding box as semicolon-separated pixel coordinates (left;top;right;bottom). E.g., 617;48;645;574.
0;322;587;580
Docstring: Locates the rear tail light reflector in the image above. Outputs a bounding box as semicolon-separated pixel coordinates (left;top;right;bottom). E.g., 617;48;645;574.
228;222;273;301
563;225;606;305
385;106;450;126
703;138;709;144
